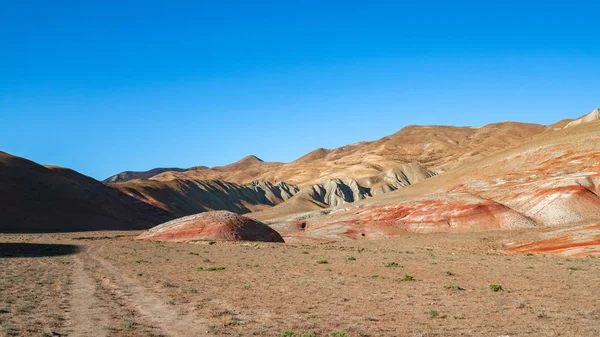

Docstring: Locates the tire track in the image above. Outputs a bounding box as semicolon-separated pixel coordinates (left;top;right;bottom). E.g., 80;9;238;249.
89;246;212;337
67;252;110;336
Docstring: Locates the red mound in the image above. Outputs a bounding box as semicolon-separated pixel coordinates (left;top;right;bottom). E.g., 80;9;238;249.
137;211;284;243
360;194;536;233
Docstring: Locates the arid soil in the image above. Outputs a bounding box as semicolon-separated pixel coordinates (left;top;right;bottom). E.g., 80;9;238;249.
1;230;599;337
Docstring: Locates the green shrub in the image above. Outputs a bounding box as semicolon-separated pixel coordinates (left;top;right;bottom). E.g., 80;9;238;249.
398;274;416;282
316;260;328;264
444;283;464;290
196;266;225;271
489;284;503;292
385;262;402;268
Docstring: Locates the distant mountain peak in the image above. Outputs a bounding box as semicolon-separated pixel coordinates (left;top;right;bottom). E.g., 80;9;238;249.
238;155;264;163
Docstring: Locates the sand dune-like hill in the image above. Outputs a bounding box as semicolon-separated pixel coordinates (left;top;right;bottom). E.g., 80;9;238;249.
0;151;170;232
565;108;600;128
137;210;284;242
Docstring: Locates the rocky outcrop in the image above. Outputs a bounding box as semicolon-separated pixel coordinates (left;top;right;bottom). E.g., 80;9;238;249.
275;163;436;209
368;163;437;195
298;178;371;207
116;178;300;218
137;210;284;242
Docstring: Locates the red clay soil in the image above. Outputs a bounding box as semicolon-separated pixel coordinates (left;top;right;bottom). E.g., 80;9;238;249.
508;223;600;257
137;210;284;243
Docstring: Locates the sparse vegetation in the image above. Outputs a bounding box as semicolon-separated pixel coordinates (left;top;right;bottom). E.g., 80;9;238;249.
444;283;464;290
196;266;225;271
489;284;503;292
347;256;356;261
567;266;583;271
398;274;416;282
280;331;318;337
135;259;150;263
385;262;402;268
330;332;350;337
429;309;440;318
316;260;328;264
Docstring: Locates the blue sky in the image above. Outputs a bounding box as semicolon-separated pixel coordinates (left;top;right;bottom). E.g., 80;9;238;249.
1;1;598;180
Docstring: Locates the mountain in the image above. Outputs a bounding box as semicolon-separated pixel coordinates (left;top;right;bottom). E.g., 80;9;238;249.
148;121;545;186
103;166;208;183
253;118;600;251
0;152;170;232
5;108;598;241
104;121;546;223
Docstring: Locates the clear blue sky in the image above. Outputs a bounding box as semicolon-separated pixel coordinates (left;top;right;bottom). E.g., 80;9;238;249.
1;1;598;180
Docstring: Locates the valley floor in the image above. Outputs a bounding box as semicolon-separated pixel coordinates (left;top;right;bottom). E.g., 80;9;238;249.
1;229;599;337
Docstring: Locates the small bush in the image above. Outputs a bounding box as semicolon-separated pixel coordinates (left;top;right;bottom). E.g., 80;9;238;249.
196;266;225;271
347;256;356;261
567;266;582;271
189;252;200;256
444;283;464;290
316;260;328;264
429;309;439;318
385;262;402;268
135;259;149;263
489;284;503;292
398;274;416;282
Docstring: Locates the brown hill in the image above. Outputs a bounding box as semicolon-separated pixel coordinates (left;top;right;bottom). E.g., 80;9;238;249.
103;166;208;183
0;151;170;232
149;122;545;186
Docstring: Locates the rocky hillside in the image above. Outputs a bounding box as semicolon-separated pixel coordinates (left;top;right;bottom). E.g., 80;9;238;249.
114;179;300;218
254;119;600;252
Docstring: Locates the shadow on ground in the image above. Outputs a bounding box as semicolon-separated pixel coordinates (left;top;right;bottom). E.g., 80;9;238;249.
0;243;81;258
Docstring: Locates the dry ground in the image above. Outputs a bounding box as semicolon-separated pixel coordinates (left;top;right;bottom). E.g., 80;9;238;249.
1;229;599;337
